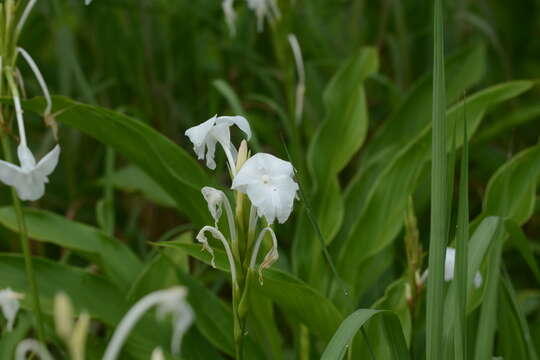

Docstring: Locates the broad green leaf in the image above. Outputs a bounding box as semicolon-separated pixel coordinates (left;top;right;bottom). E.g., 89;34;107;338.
340;45;486;242
372;278;411;345
21;95;212;225
308;47;378;188
294;47;378;288
108;165;176;208
160;242;343;342
321;309;410;360
0;207;141;290
482;143;540;224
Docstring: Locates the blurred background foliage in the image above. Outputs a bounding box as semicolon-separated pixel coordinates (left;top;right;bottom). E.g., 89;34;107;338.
1;0;539;357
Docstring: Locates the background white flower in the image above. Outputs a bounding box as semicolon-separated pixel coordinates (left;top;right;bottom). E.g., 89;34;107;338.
445;247;483;288
0;144;60;201
232;153;298;224
185;115;251;172
0;288;24;332
246;0;281;31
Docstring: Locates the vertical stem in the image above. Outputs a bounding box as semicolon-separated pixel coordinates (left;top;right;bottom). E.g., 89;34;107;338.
0;134;45;343
427;0;447;359
103;146;115;236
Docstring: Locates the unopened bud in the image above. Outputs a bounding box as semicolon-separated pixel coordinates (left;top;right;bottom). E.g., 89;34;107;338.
236;140;249;173
151;347;165;360
54;292;74;341
70;312;90;360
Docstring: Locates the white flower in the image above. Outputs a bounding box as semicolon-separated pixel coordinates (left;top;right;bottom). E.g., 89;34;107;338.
222;0;236;36
0;144;60;201
232;153;298;224
151;348;165;360
103;287;193;360
246;0;281;32
0;288;24;332
185;115;251;173
15;339;54;360
445;247;483;288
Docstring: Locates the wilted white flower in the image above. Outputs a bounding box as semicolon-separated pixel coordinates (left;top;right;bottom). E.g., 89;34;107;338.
0;143;60;201
196;226;238;284
185;115;251;173
103;287;193;360
249;226;279;284
232;153;298;224
246;0;281;31
201;186;237;243
0;288;24;332
444;247;483;288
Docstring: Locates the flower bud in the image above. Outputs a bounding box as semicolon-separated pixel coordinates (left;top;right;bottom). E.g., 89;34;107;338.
54;292;74;341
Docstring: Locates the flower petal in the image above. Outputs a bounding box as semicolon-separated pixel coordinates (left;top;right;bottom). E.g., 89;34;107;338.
35;145;61;178
218;116;252;140
201;187;224;224
17;144;36;169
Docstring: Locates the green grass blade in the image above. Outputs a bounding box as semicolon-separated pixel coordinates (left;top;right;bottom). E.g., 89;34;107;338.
426;0;448;358
320;309;411;360
454;111;469;359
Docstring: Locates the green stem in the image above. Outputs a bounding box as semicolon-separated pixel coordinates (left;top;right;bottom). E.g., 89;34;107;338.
0;134;45;343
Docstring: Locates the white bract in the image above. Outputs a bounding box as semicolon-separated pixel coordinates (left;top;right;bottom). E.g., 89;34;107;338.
246;0;281;31
185;115;251;174
232;153;298;224
0;288;23;332
0;144;60;201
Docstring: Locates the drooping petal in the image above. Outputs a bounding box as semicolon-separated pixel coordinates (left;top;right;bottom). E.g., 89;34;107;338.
274;176;299;224
201;187;224;224
185;116;217;156
34;145;61;178
218;116;252;141
0;161;25;188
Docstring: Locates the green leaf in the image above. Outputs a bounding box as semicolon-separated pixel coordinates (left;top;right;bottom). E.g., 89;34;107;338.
426;2;448;358
320;309;411;360
107;165;176;208
0;207;141;290
21;95;212;225
474;226;504;360
160;242;343;342
482;143;540;224
308;47;378;188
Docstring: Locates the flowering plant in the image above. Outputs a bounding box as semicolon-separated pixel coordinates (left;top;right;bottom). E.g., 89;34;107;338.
185;115;298;358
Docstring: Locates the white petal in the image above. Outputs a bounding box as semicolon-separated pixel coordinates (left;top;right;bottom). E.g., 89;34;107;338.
35;145;60;178
474;272;483;288
218;116;252;140
205;137;217;170
201;187;224;224
17;144;36;169
444;247;456;281
16;175;45;202
185;116;216;149
274;176;298;223
0;161;25;187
